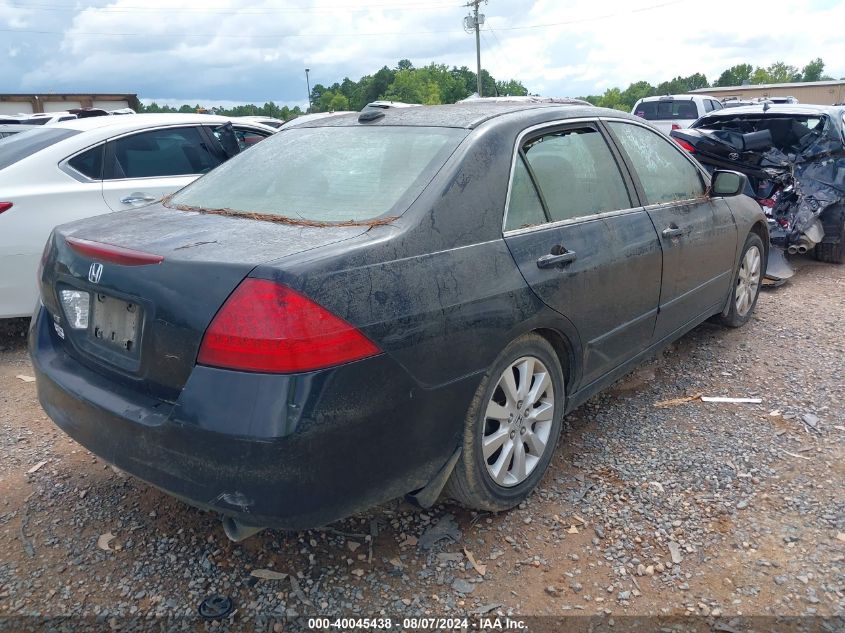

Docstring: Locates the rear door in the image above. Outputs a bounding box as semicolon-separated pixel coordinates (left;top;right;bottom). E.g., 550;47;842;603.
503;121;663;388
604;120;737;341
101;126;224;212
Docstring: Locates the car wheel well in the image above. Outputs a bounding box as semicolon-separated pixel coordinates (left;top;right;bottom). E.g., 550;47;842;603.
532;328;573;390
749;221;769;261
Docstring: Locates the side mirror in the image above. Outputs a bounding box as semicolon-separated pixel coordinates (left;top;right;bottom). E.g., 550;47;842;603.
710;170;747;197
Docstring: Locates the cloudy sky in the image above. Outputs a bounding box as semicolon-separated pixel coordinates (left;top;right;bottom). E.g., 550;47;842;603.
2;0;844;108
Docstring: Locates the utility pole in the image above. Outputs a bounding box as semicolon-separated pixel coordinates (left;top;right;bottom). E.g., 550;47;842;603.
463;1;486;97
305;68;312;113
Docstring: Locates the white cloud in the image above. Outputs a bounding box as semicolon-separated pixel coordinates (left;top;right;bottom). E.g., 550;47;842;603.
3;0;844;102
481;0;845;95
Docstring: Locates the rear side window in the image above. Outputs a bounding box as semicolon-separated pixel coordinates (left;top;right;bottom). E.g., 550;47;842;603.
233;128;269;151
505;155;547;231
703;99;714;113
0;128;80;171
169;126;465;222
523;126;631;222
107;127;221;179
67;145;104;179
607;121;704;204
634;100;699;121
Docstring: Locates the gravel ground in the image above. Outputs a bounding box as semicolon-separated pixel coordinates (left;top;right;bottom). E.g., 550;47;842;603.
0;256;843;630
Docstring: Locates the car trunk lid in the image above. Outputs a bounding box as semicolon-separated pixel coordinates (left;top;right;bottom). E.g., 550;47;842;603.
40;204;369;400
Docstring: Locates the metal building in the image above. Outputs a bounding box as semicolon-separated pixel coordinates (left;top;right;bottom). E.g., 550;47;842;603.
0;93;140;116
691;80;845;106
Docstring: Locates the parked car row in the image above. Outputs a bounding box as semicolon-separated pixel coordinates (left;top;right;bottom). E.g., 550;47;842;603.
13;99;769;539
0;114;275;317
0;107;137;127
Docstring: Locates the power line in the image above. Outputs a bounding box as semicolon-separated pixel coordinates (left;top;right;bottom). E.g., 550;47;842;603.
485;24;505;52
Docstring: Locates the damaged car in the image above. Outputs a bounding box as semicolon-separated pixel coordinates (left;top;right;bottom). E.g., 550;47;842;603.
31;103;767;540
671;104;845;280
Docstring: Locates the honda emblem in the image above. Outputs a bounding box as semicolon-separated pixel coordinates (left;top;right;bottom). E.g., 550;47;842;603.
88;263;104;284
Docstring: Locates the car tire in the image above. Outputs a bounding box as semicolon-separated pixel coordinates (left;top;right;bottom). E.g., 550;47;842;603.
717;232;765;328
813;218;844;264
444;333;564;511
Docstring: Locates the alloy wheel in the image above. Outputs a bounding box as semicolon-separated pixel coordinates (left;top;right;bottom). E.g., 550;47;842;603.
482;356;555;487
735;245;761;317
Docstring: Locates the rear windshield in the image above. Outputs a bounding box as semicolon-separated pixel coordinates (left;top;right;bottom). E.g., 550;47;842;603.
167;125;466;222
634;100;698;121
0;128;80;171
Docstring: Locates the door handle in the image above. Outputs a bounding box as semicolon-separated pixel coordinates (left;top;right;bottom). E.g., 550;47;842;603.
537;249;577;269
661;226;684;238
119;194;157;205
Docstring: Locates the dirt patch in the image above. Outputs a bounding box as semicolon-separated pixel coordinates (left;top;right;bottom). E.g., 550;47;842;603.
0;255;843;624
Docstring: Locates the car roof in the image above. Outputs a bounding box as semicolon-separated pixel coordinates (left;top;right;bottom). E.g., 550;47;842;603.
700;103;844;117
0;124;40;132
638;94;706;102
294;102;633;130
49;113;243;133
239;115;283;122
280;112;356;128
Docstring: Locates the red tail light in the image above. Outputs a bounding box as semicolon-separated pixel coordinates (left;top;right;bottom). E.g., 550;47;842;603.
671;123;681;131
0;202;12;214
66;236;164;265
197;279;381;373
674;138;696;153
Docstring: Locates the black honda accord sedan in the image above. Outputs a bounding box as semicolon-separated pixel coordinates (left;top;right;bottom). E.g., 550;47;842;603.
31;103;767;539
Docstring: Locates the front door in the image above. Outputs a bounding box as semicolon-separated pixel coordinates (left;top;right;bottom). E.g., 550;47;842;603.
503;122;663;388
605;121;738;341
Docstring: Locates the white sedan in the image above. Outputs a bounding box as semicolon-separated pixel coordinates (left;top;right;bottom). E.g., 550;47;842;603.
0;113;274;318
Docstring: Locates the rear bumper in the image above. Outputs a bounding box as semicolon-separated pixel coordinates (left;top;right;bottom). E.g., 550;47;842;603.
30;306;474;529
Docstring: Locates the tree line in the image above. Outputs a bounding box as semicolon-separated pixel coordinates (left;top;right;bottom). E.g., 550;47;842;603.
140;100;307;121
140;59;527;119
308;59;527;112
140;57;836;119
